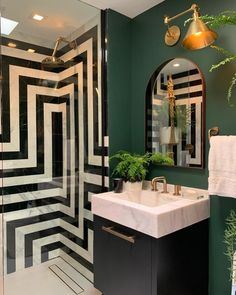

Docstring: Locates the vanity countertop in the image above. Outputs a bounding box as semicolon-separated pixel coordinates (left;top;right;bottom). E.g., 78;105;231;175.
92;186;209;239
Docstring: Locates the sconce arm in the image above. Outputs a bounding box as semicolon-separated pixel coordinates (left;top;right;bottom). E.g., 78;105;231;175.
164;4;199;24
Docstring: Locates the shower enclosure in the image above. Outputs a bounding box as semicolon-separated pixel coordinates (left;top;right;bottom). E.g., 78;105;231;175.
0;0;108;294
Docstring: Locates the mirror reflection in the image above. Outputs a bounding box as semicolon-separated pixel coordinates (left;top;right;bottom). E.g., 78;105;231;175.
146;58;205;168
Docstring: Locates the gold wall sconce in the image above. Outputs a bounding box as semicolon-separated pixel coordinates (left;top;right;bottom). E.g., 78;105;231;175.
164;3;218;50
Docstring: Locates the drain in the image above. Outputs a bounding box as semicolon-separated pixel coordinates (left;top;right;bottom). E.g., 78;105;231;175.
49;264;84;294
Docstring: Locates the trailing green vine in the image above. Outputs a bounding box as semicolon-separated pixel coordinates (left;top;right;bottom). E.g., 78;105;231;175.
228;73;236;105
185;11;236;28
196;11;236;28
224;210;236;281
185;11;236;106
209;46;236;72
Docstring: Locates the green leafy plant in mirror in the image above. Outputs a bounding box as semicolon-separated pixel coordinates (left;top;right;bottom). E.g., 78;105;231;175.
156;98;193;134
224;210;236;281
149;152;174;166
110;151;174;182
175;105;194;134
185;11;236;106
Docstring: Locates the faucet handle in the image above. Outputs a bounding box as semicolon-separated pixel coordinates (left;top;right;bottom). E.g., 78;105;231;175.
173;184;181;196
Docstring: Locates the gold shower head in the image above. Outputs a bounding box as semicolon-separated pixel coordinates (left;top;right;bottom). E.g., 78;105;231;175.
42;36;77;67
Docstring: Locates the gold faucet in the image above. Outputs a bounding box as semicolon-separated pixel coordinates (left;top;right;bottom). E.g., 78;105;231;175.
151;176;168;193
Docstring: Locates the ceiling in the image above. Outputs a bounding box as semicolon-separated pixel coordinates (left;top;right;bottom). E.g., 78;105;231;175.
1;0;164;49
81;0;165;18
1;0;99;48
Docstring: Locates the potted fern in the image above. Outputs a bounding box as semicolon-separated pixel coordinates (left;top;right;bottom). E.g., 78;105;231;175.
110;151;174;192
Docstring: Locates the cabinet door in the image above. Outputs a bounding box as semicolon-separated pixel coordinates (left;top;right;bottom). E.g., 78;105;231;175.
94;216;152;295
152;220;209;295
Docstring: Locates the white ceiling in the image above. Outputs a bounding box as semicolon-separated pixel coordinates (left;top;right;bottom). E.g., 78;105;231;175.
81;0;165;18
1;0;99;48
1;0;164;49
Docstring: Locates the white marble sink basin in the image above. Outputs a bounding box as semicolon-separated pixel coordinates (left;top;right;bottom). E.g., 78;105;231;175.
181;188;207;200
92;187;209;239
116;190;179;207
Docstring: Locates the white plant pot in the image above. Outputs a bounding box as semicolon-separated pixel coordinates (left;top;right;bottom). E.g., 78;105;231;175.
123;181;143;192
160;127;180;145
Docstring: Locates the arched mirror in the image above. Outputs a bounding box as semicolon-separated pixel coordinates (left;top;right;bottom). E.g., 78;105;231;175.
145;58;205;168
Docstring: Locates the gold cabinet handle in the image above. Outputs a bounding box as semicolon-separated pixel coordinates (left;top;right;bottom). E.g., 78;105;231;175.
102;226;135;244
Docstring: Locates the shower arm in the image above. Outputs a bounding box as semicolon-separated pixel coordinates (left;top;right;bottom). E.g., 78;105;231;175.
52;37;77;57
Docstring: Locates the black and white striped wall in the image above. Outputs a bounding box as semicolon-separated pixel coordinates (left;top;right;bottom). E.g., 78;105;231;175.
0;14;108;282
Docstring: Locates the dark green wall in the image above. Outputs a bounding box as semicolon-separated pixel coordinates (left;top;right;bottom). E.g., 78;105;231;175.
106;10;132;156
107;1;236;294
131;0;236;187
129;3;236;293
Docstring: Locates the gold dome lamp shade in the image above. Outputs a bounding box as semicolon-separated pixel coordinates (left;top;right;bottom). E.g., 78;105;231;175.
164;4;218;50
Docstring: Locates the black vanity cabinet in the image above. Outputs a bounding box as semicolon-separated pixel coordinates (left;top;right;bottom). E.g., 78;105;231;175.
94;216;152;295
94;215;208;295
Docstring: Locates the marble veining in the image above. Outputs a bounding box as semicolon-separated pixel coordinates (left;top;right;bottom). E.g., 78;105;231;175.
92;184;209;239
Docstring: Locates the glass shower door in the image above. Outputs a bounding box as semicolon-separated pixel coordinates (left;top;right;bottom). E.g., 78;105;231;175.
0;1;107;294
0;30;3;295
0;141;4;295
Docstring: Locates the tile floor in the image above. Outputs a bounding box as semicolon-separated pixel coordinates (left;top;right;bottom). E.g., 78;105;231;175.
3;258;101;295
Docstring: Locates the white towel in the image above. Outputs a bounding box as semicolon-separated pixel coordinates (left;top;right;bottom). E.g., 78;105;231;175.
208;135;236;198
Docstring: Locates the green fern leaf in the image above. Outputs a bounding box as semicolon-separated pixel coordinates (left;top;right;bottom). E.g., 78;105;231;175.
224;210;236;281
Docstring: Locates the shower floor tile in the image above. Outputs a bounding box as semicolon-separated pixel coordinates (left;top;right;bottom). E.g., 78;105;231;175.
4;258;101;295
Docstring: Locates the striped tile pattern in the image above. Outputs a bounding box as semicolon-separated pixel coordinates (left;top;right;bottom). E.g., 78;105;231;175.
0;15;108;282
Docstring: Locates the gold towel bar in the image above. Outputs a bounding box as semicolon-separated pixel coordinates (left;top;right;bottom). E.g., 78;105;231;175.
208;127;220;142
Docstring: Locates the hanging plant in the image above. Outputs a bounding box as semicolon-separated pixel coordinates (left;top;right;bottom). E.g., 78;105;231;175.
185;11;236;106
